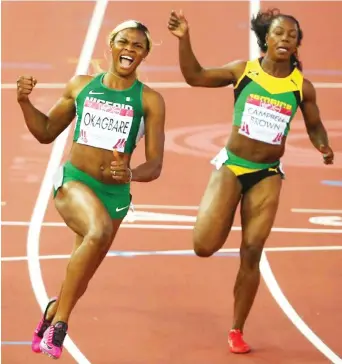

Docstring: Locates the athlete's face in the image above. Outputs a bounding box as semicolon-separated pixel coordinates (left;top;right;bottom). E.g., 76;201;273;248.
110;28;149;76
266;17;299;61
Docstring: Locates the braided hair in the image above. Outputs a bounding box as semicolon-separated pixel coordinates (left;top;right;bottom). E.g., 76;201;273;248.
251;8;304;71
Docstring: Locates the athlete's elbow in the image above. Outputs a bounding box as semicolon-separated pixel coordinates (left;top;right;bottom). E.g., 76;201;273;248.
181;69;204;87
27;126;54;144
151;163;163;181
184;75;203;87
35;125;56;144
36;134;55;144
147;159;163;181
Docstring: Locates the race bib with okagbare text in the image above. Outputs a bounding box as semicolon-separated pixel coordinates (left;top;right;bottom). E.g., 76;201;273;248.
76;98;134;152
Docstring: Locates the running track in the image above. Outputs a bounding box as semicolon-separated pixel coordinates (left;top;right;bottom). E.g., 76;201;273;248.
2;1;342;363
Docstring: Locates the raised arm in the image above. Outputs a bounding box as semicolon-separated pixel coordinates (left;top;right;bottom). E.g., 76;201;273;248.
300;78;334;165
131;87;166;182
16;75;89;144
168;10;246;87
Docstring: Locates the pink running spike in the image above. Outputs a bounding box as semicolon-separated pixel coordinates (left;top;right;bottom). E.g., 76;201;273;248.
31;297;57;353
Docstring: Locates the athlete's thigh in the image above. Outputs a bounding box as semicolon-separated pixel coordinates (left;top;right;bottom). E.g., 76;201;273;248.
55;181;113;238
240;174;282;247
194;166;242;251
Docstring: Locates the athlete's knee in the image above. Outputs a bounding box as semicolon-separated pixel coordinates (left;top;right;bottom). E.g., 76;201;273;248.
194;243;215;257
193;226;221;257
193;235;215;257
86;221;113;251
240;242;264;270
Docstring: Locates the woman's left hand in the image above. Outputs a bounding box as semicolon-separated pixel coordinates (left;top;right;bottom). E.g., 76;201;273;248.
110;149;132;183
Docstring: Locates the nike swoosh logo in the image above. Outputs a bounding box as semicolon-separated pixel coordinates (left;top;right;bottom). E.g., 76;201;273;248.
89;91;104;95
116;205;130;212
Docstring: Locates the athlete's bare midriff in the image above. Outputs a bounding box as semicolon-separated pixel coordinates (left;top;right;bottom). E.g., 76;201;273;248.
226;126;287;164
68;143;132;184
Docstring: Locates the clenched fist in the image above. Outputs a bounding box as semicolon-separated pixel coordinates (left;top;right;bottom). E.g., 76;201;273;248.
16;75;37;102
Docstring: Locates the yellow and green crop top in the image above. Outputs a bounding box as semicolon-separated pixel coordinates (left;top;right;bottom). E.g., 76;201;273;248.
233;58;304;145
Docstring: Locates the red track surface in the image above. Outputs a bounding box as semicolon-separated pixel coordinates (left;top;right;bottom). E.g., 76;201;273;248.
2;1;342;363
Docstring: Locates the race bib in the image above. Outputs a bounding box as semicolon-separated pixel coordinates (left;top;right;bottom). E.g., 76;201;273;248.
77;98;134;152
238;95;292;145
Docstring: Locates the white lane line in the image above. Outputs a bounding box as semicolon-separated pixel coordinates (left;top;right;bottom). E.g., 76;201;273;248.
260;252;342;363
3;220;342;233
292;208;342;214
247;0;341;361
3;245;342;262
26;1;108;363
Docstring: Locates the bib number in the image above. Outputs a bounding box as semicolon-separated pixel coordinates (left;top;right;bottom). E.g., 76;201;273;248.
77;99;134;152
238;95;291;145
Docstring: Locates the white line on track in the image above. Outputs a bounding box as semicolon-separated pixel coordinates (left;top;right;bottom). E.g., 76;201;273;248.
3;220;342;233
260;252;342;363
247;0;341;362
26;1;108;363
134;204;199;210
292;208;342;214
3;245;342;262
3;0;342;3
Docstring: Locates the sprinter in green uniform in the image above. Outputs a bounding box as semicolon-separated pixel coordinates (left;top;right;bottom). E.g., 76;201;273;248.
17;20;165;359
168;8;334;354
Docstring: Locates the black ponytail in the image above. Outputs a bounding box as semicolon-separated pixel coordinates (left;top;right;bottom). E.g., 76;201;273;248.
251;8;280;53
251;8;304;71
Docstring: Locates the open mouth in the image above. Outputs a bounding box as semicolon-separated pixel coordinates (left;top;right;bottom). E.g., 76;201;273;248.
277;46;289;53
119;55;134;69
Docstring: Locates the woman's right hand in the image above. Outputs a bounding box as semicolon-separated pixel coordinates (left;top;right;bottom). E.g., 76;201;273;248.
16;75;37;102
168;10;189;39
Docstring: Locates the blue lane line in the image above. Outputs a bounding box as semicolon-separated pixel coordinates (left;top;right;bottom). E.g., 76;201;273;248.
1;341;31;345
321;180;342;187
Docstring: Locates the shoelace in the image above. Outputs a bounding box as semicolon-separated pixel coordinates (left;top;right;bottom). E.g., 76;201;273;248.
51;325;67;347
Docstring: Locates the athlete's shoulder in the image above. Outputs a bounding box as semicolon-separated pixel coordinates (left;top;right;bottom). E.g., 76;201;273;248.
292;67;304;84
301;78;316;101
67;74;95;90
223;60;247;78
141;84;165;112
64;74;100;100
233;59;258;87
225;59;247;69
244;58;263;72
142;84;165;102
